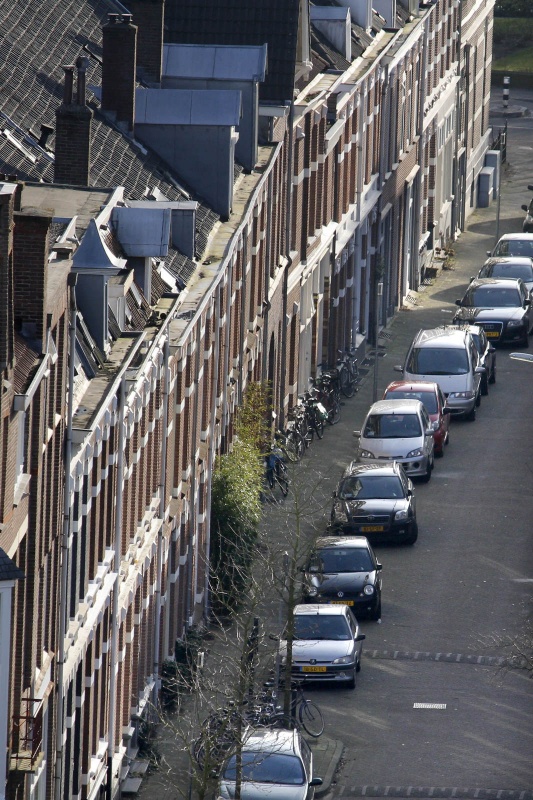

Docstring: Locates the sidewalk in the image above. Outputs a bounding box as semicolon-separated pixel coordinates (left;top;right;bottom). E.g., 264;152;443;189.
134;91;533;800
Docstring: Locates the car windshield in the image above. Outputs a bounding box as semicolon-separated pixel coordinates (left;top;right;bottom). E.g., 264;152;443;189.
384;389;438;413
484;263;533;281
363;413;422;438
339;474;405;499
313;548;374;573
407;347;469;375
293;614;351;641
466;285;521;307
493;240;533;257
223;752;305;785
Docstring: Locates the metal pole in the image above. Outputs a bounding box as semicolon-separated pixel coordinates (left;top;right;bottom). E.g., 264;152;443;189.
494;149;502;247
502;76;510;110
372;281;383;403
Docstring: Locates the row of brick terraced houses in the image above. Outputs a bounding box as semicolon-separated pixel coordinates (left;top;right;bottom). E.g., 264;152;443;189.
0;0;495;797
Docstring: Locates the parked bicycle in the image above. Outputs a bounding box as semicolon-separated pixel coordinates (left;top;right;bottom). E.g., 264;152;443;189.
264;443;289;497
275;426;305;463
336;348;359;397
314;369;342;425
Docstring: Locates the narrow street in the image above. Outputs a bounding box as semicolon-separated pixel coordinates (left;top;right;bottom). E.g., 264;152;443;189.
138;90;533;799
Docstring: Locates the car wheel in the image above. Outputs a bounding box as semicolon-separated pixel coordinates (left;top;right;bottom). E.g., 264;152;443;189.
466;405;476;421
405;521;418;544
489;365;496;384
346;669;357;689
369;594;382;620
356;655;362;673
445;430;450;446
420;460;432;483
481;375;489;396
475;390;481;407
522;332;530;348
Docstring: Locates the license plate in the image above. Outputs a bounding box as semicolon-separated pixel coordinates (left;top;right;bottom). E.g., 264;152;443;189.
329;600;354;606
301;666;327;673
361;525;384;532
485;331;499;338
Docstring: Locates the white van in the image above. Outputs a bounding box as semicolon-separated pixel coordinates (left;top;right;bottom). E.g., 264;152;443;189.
353;399;434;482
394;327;485;420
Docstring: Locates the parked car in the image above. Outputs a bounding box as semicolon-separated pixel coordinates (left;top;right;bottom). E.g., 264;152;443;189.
475;256;533;296
302;535;383;618
383;380;450;455
329;461;418;543
394;327;486;420
354;399;434;481
488;232;533;258
453;277;532;347
280;604;365;689
216;728;323;800
443;324;496;394
521;196;533;233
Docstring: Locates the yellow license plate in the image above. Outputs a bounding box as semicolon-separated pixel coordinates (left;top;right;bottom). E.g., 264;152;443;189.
302;666;327;673
485;331;499;338
329;600;354;606
361;525;384;532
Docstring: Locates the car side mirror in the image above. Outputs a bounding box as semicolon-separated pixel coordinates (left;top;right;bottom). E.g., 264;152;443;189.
310;777;324;787
332;490;337;497
455;299;462;306
376;563;383;571
443;406;452;415
522;205;528;212
353;430;361;438
488;346;496;353
486;250;492;257
393;364;404;373
425;428;434;436
475;366;486;374
355;633;366;642
309;565;319;573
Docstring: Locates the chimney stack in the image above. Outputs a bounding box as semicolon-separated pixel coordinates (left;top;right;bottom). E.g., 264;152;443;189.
54;62;93;186
0;183;17;372
102;13;138;131
13;210;53;352
127;0;165;84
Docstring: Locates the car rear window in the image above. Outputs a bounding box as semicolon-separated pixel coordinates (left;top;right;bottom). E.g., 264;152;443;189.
294;614;351;640
339;474;405;499
384;389;438;413
314;547;374;573
407;347;468;376
363;413;421;438
223;752;305;784
467;285;521;307
493;240;533;257
485;263;533;281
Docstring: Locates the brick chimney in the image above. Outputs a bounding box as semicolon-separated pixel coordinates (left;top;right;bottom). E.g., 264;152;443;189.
13;210;53;352
127;0;165;84
54;58;93;186
0;183;17;372
102;13;138;131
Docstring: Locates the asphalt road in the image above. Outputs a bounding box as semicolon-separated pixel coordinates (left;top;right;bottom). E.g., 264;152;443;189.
289;94;533;798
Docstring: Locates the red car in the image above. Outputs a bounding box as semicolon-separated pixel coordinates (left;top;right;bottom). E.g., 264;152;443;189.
383;380;451;456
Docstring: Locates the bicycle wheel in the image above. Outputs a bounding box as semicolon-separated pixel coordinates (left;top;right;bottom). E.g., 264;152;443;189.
275;464;289;497
302;421;314;447
313;416;324;439
328;398;341;425
298;699;324;738
285;430;304;462
341;369;357;398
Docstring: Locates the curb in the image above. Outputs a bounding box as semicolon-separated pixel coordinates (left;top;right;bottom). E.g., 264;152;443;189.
315;739;344;798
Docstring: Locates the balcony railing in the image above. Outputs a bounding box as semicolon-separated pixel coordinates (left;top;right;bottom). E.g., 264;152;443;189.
10;698;44;773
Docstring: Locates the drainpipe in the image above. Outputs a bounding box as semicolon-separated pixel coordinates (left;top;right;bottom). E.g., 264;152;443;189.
152;338;169;709
261;174;274;382
280;100;295;420
187;326;201;625
204;288;222;620
106;376;126;800
55;273;77;800
452;0;463;236
221;265;233;453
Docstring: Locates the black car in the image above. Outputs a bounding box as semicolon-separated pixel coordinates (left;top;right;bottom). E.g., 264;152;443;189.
330;461;418;544
302;536;382;619
475;257;533;297
453;277;532;347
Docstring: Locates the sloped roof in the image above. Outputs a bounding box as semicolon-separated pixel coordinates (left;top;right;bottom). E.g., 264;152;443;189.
0;0;219;286
163;0;301;104
0;548;25;582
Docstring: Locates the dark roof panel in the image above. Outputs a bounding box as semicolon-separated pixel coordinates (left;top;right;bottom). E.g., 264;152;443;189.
164;0;301;103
